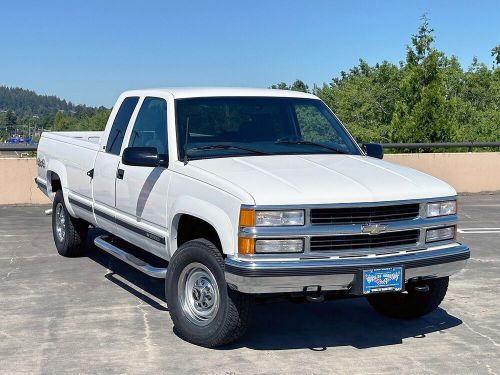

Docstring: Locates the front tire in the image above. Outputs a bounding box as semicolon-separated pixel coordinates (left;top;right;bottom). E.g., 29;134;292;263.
52;190;88;257
166;239;253;347
366;277;449;319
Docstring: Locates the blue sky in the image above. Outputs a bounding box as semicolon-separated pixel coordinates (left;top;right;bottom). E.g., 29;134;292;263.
1;0;499;107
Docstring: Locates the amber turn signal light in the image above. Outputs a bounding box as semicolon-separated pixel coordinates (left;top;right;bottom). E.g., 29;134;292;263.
238;237;255;254
239;209;255;227
238;209;255;254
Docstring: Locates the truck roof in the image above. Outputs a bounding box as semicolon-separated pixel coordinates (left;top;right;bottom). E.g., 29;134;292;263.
121;87;319;100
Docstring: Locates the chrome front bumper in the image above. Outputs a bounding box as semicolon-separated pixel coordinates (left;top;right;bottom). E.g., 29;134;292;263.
225;243;470;294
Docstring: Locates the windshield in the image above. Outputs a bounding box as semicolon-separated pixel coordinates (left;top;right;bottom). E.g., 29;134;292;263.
175;97;361;160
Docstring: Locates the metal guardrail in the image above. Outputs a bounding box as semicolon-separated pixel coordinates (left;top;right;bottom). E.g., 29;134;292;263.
0;142;499;153
380;142;500;152
0;144;37;151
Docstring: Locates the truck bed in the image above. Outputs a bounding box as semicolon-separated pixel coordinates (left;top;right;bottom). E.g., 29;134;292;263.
36;131;104;222
41;131;103;151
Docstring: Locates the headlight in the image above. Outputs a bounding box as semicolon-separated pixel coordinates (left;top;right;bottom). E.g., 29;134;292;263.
426;226;456;243
239;209;305;227
426;201;457;217
253;210;305;226
255;239;304;253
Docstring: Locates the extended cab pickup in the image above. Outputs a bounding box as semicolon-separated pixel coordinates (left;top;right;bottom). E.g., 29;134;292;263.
36;88;470;347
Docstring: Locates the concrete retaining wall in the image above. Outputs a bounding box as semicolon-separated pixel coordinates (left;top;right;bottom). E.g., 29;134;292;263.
0;153;498;204
385;152;500;193
0;158;50;204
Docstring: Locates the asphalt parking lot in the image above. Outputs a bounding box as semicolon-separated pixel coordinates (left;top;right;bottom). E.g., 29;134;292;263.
1;194;499;374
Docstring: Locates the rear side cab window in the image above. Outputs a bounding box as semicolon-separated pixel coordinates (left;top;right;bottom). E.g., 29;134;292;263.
105;96;140;155
128;97;168;155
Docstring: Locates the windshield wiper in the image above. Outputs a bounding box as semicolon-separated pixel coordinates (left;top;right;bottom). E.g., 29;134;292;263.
185;144;271;160
275;139;349;154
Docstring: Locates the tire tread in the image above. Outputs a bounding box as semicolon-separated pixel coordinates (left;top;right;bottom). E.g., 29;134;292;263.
52;190;88;257
366;277;449;319
166;239;253;347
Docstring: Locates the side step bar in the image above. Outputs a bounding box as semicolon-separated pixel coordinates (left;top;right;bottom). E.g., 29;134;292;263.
94;235;167;278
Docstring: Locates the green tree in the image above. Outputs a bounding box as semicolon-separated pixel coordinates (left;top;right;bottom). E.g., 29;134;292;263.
273;17;498;146
491;45;500;66
53;111;77;131
314;59;402;142
5;110;17;127
390;17;456;143
290;80;309;93
454;58;500;141
78;107;111;130
271;82;289;90
271;80;309;92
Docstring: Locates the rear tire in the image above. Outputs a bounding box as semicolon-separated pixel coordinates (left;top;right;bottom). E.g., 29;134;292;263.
366;277;449;319
52;190;88;257
166;239;253;347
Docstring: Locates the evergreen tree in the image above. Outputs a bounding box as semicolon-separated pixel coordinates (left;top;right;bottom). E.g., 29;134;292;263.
272;16;499;145
5;110;17;127
390;16;456;143
271;80;309;93
492;45;500;66
290;80;309;93
271;82;289;90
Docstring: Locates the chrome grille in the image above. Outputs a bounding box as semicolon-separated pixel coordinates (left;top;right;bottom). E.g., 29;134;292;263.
310;229;420;252
310;204;420;225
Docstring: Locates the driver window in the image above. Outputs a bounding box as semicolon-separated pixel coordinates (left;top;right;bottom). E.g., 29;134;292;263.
129;97;168;155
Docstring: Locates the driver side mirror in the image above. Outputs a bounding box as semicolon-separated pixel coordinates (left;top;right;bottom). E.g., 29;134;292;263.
362;143;384;159
122;147;162;167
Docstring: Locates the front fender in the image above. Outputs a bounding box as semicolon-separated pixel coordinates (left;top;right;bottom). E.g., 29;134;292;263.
169;196;236;258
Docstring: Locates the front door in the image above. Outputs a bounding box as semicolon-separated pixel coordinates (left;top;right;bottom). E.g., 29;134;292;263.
115;97;171;259
92;96;139;234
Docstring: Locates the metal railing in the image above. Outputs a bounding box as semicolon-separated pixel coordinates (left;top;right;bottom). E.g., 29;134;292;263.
0;144;37;151
0;142;499;153
380;142;500;152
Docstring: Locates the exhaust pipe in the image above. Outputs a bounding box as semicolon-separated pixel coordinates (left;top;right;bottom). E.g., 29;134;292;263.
44;209;53;216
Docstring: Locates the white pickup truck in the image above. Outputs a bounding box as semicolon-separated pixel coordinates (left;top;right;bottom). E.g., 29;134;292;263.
36;88;469;347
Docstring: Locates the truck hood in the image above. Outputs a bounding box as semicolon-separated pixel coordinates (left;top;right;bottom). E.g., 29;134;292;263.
188;154;456;205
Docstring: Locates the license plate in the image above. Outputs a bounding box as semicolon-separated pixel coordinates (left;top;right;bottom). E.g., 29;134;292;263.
362;267;403;294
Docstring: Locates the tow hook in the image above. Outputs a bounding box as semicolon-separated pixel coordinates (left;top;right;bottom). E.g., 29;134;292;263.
413;285;430;292
304;285;325;302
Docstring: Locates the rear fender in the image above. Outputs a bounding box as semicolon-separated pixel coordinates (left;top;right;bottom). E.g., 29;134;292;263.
46;160;75;217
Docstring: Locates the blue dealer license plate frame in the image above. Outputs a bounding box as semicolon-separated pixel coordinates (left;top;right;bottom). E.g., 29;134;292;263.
362;267;404;294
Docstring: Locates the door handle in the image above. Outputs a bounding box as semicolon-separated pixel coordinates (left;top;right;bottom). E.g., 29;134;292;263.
117;169;124;180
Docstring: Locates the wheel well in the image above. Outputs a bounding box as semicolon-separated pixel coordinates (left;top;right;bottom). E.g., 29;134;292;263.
48;172;62;193
177;215;222;251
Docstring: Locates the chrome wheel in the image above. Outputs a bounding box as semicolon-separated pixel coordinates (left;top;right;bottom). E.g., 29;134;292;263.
178;262;220;326
55;202;66;243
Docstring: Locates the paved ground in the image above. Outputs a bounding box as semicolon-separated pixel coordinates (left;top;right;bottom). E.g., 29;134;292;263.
1;194;499;374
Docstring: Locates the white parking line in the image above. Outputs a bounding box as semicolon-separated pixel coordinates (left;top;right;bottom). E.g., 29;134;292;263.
458;228;500;234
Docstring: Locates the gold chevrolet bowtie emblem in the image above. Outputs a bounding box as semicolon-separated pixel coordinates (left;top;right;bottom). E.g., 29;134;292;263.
361;224;388;235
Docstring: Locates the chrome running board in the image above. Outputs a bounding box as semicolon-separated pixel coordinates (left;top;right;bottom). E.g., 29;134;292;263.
94;235;167;278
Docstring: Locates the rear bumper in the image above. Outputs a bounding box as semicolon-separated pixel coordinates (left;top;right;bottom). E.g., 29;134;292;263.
224;243;470;294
